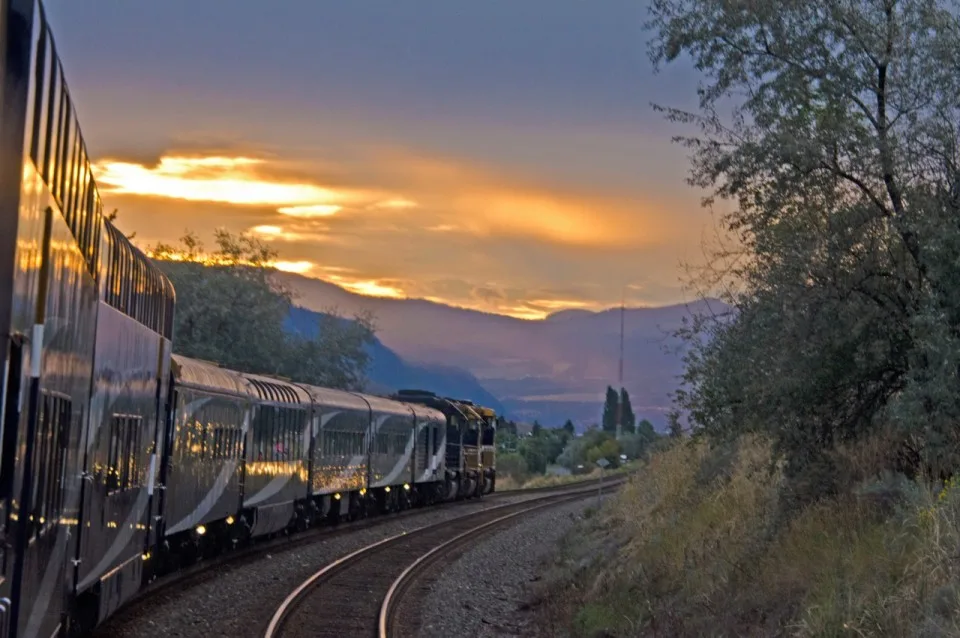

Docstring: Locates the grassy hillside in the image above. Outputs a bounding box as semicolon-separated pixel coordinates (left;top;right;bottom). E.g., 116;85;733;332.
529;435;960;637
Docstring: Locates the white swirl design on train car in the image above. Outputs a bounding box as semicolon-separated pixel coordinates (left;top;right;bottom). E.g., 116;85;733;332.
373;432;416;487
76;488;150;590
165;401;250;535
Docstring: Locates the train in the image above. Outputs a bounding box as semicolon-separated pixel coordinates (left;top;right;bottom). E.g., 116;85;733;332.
0;2;499;637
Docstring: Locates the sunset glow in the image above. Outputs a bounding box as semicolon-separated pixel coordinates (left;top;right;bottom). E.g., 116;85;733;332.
327;275;405;299
278;204;343;217
92;155;372;212
272;260;315;274
101;147;699;317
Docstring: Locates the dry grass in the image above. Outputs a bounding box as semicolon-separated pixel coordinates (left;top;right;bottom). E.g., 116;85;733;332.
497;464;635;492
530;436;960;637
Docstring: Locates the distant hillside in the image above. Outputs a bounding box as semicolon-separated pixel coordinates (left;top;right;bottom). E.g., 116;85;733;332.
285;306;505;413
276;272;729;429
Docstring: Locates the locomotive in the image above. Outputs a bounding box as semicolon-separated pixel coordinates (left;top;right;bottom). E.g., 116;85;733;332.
0;2;499;637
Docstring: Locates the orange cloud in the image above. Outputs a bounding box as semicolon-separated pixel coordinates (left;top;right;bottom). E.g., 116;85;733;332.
98;147;697;317
326;274;405;299
272;260;315;274
278;204;343;217
363;150;674;248
92;155;379;212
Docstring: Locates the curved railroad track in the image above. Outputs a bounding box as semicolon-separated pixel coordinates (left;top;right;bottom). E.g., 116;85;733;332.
263;479;623;638
92;475;619;636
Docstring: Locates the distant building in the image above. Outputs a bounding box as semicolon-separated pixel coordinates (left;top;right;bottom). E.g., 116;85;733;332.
513;421;536;436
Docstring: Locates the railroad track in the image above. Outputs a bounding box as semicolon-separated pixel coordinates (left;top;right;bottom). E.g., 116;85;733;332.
264;479;623;638
93;475;620;635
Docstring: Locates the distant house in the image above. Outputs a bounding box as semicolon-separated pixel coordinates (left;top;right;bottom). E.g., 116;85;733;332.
514;421;536;436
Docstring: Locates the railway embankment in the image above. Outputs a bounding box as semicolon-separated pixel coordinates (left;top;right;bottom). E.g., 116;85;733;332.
512;436;960;637
416;496;612;638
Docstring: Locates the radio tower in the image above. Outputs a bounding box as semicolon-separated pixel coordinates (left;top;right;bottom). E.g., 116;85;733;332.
616;289;625;440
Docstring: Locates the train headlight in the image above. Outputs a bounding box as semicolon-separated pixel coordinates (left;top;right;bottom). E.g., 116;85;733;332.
360;488;367;496
403;483;410;491
225;515;235;525
385;486;391;493
334;493;341;500
195;524;206;536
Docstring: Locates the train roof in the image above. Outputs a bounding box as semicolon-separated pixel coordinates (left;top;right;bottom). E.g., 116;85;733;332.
296;383;370;412
361;393;416;417
393;389;474;420
240;371;312;405
404;401;447;422
171;354;257;399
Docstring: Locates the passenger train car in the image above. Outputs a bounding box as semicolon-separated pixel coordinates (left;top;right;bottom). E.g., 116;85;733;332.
1;6;499;636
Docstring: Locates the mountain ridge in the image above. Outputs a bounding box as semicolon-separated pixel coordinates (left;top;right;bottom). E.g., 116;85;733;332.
284;306;505;413
275;272;726;428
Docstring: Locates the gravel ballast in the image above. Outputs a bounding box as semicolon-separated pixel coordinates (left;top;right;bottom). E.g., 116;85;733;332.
417;494;608;638
93;491;563;638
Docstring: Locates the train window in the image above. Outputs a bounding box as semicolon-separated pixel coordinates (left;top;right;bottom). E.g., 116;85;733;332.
91;196;102;275
121;419;135;486
41;56;57;182
107;415;143;493
58;107;73;221
131;258;139;321
31;393;70;539
136;258;144;321
112;240;121;309
51;80;66;195
106;415;122;491
124;250;132;316
105;230;114;304
66;135;80;228
77;149;88;231
114;243;122;310
111;233;121;306
291;411;299;458
76;163;87;244
76;159;88;248
28;25;48;167
81;178;94;262
122;246;131;313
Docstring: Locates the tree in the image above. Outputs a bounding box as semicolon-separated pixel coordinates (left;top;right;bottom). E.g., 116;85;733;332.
649;0;960;488
105;208;136;240
667;412;684;440
562;419;576;437
532;420;543;437
499;420;519;438
601;386;619;433
151;229;375;390
619;388;636;434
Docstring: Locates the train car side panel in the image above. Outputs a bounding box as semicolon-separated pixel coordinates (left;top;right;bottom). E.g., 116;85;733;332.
241;375;310;537
2;3;104;636
365;395;415;490
75;305;160;618
303;386;369;497
162;384;246;536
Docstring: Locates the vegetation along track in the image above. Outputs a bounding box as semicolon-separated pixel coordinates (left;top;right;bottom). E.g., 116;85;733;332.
264;479;624;638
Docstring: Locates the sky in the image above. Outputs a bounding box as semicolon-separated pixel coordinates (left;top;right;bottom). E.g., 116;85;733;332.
43;0;714;319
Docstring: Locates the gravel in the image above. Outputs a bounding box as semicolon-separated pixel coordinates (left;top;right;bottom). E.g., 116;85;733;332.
416;494;609;638
92;491;557;638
